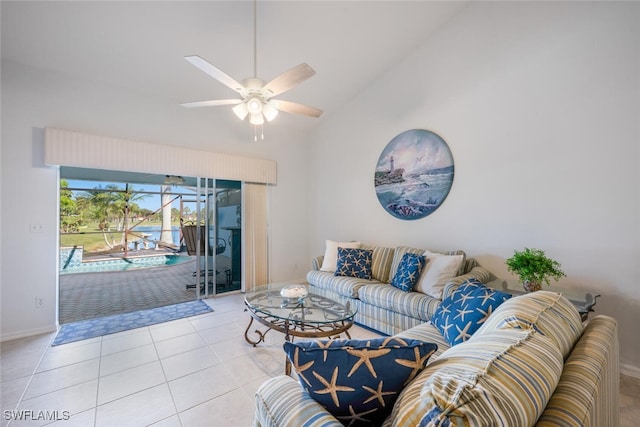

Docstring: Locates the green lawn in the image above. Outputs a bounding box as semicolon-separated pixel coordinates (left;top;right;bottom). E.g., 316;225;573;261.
60;220;179;252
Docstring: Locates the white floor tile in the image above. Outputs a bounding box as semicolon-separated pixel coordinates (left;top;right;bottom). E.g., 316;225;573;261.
18;380;98;426
188;312;229;331
100;329;153;356
150;319;197;342
0;333;55;382
0;375;31;413
160;345;221;381
197;322;244;345
168;364;238;412
97;361;165;405
179;388;255;427
227;351;282;385
24;358;100;399
209;336;255;361
99;343;158;377
154;332;207;359
37;341;101;372
149;415;182;427
95;384;175;427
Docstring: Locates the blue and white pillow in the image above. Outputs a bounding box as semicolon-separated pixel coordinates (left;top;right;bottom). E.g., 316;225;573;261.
432;278;512;346
283;337;437;426
335;247;373;280
390;253;426;292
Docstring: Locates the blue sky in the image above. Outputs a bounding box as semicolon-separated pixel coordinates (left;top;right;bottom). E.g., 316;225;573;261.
376;129;453;175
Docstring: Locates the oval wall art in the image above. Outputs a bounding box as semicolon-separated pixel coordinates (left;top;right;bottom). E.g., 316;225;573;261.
374;129;454;220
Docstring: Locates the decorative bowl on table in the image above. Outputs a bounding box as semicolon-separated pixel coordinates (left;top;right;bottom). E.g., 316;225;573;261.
280;285;309;300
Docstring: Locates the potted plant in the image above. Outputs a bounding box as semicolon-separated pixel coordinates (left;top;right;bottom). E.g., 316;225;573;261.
505;247;566;292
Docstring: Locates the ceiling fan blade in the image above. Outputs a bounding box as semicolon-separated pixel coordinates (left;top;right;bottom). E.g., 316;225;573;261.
273;100;323;118
181;99;243;108
185;55;244;93
263;63;316;97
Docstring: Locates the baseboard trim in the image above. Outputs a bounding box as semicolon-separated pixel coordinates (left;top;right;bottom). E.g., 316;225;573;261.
620;363;640;379
1;325;58;342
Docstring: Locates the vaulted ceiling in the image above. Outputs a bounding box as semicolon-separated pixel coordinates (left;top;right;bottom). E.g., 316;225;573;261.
2;1;468;136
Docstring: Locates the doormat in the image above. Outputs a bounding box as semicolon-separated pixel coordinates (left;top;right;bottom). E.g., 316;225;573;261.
52;300;213;346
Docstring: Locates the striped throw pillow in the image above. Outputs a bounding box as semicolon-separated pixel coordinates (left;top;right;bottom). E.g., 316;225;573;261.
361;245;395;283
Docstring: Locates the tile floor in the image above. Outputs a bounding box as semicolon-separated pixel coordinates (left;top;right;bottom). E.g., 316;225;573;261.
1;291;639;426
0;292;379;427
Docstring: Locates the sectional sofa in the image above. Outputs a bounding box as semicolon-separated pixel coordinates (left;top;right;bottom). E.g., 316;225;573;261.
254;290;619;426
306;243;493;335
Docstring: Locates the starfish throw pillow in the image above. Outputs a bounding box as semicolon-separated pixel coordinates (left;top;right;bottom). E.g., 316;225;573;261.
335;247;373;280
390;252;426;292
283;337;437;426
432;278;512;346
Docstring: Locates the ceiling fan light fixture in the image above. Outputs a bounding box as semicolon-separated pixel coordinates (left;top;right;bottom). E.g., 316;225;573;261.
232;102;249;120
262;102;279;122
249;113;264;125
246;97;263;115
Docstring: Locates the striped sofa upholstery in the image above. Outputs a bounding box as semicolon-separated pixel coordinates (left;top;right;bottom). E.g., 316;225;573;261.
307;245;492;336
254;292;619;427
393;329;565;426
537;315;619;426
254;375;344;427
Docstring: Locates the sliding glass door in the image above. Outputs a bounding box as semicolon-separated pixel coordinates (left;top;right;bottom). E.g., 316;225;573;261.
58;165;263;324
187;178;242;298
214;181;242;294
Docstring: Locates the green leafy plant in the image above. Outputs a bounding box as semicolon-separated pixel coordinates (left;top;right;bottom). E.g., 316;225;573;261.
505;248;566;286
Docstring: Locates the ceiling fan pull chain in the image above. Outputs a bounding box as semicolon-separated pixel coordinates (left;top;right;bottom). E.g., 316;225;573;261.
252;124;264;142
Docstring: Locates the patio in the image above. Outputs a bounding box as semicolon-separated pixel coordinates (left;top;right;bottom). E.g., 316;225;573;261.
59;254;235;324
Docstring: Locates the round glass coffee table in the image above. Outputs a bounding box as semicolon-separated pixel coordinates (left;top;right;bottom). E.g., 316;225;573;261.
244;282;356;374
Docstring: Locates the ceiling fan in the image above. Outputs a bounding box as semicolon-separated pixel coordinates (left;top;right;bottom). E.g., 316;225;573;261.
181;0;322;139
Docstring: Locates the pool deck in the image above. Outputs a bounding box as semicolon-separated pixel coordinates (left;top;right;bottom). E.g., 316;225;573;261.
59;252;238;324
80;246;179;261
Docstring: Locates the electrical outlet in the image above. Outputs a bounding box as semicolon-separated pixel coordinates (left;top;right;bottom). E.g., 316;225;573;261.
35;297;45;308
30;223;44;233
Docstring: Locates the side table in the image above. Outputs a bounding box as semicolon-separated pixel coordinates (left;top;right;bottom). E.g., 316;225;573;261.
487;279;600;322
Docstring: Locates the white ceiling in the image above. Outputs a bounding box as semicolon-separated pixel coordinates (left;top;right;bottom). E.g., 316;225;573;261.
1;1;468;135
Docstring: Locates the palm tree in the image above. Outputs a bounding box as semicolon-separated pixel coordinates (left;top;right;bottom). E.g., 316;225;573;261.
83;184;149;251
115;183;150;251
60;180;81;232
84;185;119;231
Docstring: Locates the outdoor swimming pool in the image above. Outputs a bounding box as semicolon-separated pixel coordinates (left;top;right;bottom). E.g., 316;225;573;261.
60;247;194;274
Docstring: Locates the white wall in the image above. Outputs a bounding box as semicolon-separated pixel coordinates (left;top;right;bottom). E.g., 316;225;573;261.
0;61;312;340
309;2;640;373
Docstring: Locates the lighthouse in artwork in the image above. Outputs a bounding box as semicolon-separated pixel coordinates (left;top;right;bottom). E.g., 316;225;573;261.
374;154;404;186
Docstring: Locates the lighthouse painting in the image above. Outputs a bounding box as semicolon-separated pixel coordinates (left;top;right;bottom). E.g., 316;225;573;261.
374;129;454;220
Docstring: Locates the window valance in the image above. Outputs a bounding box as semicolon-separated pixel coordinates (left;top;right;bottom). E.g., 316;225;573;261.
44;128;277;185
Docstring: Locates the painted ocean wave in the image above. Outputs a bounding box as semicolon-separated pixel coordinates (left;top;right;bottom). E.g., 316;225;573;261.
376;171;453;219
